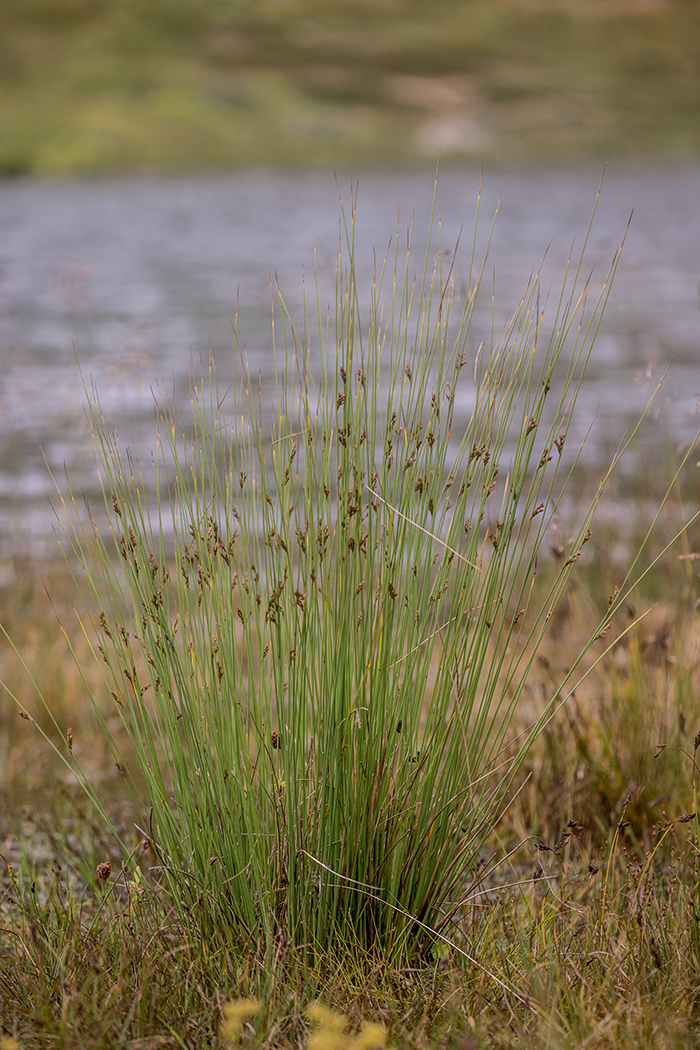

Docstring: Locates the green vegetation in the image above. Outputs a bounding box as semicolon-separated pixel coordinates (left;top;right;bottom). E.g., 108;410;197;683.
1;0;700;174
2;185;700;1048
45;180;640;968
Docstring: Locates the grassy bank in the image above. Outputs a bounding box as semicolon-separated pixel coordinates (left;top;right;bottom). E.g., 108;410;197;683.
2;185;700;1049
3;524;700;1048
1;0;700;175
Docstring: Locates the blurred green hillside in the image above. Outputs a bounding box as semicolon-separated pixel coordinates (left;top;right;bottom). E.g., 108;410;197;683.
1;0;700;174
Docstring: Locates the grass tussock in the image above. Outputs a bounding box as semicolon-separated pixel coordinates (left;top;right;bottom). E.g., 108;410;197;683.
2;181;700;1048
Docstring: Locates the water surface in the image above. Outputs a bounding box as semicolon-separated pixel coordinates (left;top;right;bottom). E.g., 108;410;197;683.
1;163;698;555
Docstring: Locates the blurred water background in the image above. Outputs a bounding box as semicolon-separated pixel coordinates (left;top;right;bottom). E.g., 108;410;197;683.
1;0;700;558
0;161;699;558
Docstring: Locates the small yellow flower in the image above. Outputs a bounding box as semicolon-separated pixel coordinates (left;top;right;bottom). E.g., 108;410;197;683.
308;1004;348;1050
308;1004;346;1031
220;999;260;1045
351;1023;386;1050
307;1005;386;1050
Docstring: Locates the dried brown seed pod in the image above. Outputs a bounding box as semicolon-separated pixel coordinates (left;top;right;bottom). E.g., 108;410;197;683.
96;861;112;881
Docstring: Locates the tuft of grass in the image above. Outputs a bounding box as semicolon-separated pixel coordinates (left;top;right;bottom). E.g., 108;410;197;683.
28;176;693;978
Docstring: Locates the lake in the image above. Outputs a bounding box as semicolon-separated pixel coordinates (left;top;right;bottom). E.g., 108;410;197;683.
1;161;699;557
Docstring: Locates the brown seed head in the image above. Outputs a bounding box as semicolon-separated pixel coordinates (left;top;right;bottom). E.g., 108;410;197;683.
96;861;112;881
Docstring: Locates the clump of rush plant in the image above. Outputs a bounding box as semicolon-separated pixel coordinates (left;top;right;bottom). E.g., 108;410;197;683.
41;179;697;978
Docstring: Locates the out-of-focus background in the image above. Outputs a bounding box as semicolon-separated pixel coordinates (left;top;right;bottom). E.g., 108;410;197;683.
0;0;699;559
1;0;700;173
1;0;699;555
